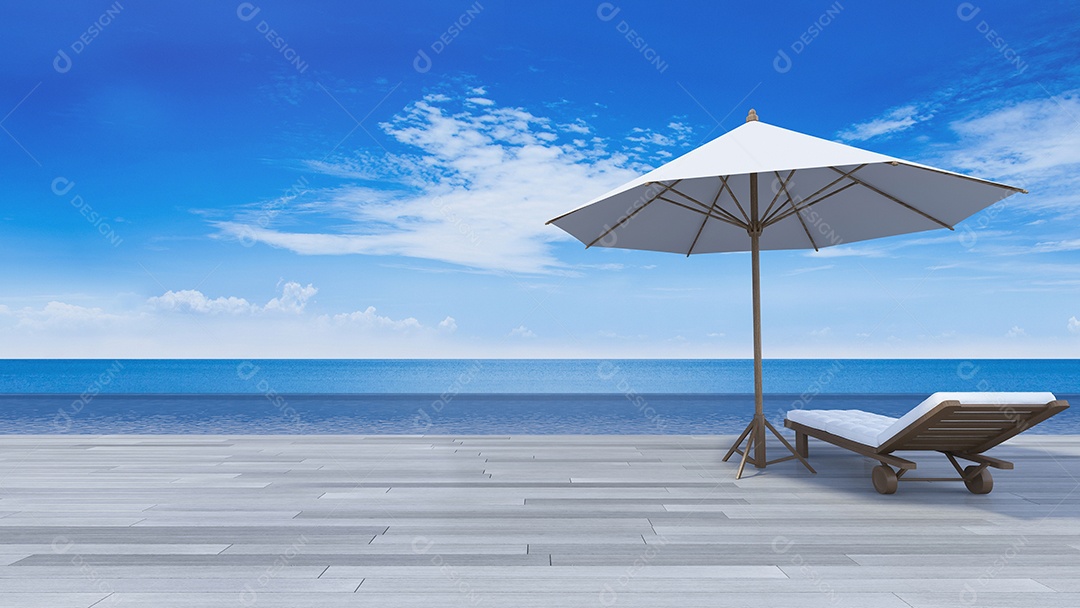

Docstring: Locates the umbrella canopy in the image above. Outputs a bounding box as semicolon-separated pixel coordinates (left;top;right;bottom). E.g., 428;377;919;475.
548;110;1026;478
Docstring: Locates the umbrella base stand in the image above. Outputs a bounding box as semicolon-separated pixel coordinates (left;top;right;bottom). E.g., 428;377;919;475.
722;417;816;479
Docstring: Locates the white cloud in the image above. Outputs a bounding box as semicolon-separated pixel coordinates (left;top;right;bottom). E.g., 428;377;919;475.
264;282;317;313
148;281;317;315
330;306;423;331
946;91;1080;178
5;301;123;329
838;104;935;141
1069;317;1080;334
806;244;889;258
466;97;494;106
1030;239;1080;253
148;290;255;314
509;324;536;338
627;127;674;147
808;327;831;337
668;121;693;141
438;316;458;333
215;92;645;274
1005;326;1026;337
560;119;590;134
941;91;1080;219
785;264;835;276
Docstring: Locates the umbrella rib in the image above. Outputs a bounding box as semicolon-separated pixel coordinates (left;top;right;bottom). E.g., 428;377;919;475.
760;170;796;222
830;167;954;230
685;181;725;257
773;170;818;251
655;195;747;229
716;178;752;226
720;176;751;225
549;179;680;227
583;180;682;247
666;185;748;228
764;181;858;227
761;164;866;226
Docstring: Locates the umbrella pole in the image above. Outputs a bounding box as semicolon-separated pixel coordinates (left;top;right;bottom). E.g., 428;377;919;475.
723;173;766;474
723;172;817;478
750;196;766;469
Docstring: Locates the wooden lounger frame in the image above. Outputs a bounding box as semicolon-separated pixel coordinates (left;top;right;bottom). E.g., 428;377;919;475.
783;399;1069;494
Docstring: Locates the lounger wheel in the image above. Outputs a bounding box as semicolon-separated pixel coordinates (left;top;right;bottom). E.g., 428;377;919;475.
963;466;994;494
872;464;898;494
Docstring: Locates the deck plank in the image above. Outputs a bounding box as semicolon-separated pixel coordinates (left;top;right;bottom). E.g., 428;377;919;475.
0;434;1078;605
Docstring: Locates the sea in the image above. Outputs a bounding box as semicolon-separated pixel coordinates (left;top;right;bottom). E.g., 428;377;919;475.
0;359;1076;434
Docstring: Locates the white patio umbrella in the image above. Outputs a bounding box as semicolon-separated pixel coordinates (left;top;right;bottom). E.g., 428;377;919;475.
547;110;1025;478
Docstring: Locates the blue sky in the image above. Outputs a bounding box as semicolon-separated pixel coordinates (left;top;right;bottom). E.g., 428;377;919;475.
1;1;1078;358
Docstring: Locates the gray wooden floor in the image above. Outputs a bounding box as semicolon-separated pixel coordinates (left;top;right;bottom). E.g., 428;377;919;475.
1;434;1078;607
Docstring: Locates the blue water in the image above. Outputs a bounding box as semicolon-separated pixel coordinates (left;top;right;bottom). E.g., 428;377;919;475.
0;360;1076;434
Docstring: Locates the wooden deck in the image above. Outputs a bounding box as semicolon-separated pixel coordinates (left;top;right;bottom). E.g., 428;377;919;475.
1;434;1079;607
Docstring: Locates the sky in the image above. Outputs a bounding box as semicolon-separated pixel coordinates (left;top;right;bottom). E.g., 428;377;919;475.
0;1;1078;358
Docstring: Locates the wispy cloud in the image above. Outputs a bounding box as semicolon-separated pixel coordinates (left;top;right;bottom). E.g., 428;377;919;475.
784;264;835;276
214;90;665;274
1030;239;1080;253
0;301;126;329
509;324;536;338
0;281;457;357
942;90;1080;218
1005;325;1026;337
806;244;889;258
327;306;423;330
946;91;1080;178
838;104;935;141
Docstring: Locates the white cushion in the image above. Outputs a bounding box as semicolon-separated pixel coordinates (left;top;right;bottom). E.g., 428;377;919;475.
876;392;1056;446
786;409;897;446
787;392;1056;448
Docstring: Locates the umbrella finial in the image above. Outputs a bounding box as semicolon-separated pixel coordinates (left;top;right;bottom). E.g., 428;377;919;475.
745;109;759;122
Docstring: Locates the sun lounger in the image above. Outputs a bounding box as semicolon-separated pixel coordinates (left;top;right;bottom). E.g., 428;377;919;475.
783;392;1069;494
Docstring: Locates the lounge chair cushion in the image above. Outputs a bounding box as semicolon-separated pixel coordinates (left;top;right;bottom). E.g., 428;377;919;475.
876;392;1056;447
787;392;1057;448
786;409;897;446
